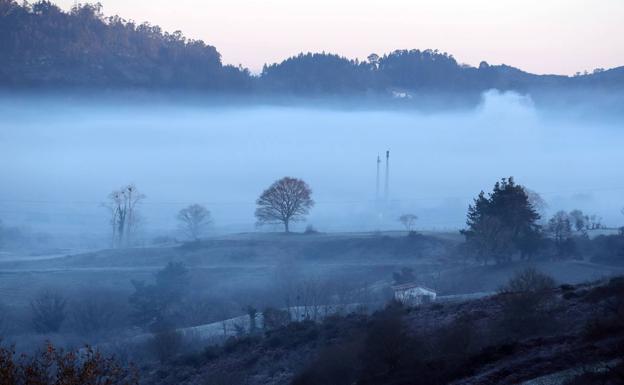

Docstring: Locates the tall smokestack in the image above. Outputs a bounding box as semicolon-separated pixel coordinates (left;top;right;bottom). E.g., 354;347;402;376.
384;150;390;202
376;154;381;202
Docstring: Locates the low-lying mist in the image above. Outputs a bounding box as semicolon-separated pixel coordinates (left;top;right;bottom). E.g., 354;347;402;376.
1;90;623;246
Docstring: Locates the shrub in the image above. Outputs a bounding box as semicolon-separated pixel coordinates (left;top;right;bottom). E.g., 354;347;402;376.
560;284;575;292
30;290;67;333
70;291;122;336
262;307;290;330
204;369;246;385
564;361;624;385
583;316;622;340
0;302;7;335
359;307;416;380
129;262;190;331
496;268;557;338
304;225;319;234
292;343;360;385
501;267;556;294
0;342;138;384
147;329;184;364
434;314;480;359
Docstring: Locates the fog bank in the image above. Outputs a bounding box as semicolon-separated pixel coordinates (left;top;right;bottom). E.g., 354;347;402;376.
1;90;623;244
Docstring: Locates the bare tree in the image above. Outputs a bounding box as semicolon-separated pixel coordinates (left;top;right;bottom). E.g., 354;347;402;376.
547;211;572;242
546;211;573;257
255;177;314;232
104;184;145;248
244;305;258;333
398;214;418;232
523;188;548;219
585;214;604;230
177;204;211;241
569;209;587;233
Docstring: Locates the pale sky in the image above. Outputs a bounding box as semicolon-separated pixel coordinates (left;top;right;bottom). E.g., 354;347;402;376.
56;0;624;75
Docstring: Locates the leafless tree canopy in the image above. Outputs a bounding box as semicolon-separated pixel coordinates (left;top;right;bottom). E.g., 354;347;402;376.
104;184;145;248
523;188;548;217
177;204;212;240
547;211;573;244
255;177;314;232
398;214;418;232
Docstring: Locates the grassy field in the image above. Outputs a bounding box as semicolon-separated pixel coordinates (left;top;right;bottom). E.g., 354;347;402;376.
1;231;623;307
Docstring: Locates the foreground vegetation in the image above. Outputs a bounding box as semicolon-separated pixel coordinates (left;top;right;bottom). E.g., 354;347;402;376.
2;270;622;384
135;272;624;385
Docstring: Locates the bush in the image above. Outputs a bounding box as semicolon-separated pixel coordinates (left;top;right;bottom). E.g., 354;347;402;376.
147;329;184;364
292;343;360;385
70;291;122;336
129;262;190;331
434;314;480;360
501;267;556;294
496;268;558;338
359;307;416;380
560;284;575;292
583;277;624;340
223;334;262;354
585;277;624;303
0;302;7;335
262;307;290;330
30;290;67;333
583;316;622;340
564;361;624;385
0;342;138;384
304;225;319;234
204;369;246;385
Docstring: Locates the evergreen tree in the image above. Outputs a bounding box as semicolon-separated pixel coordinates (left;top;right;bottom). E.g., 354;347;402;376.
462;177;541;263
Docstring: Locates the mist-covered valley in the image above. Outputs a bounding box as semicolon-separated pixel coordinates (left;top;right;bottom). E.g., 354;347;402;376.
2;90;623;249
2;1;624;384
1;89;624;385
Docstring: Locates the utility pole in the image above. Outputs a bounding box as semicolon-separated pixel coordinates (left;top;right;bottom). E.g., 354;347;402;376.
384;150;390;203
376;154;381;202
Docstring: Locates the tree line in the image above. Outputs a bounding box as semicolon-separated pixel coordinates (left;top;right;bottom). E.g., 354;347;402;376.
104;177;313;247
1;1;622;93
104;176;622;268
461;177;614;264
0;0;250;90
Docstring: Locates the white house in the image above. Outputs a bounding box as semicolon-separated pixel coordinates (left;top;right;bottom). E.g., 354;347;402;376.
392;283;437;305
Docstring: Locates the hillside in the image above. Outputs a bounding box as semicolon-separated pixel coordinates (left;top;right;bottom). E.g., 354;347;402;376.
141;276;624;385
1;1;623;95
0;232;623;384
0;0;251;90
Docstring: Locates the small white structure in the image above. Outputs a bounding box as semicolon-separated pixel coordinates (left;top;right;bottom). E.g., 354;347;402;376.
392;283;437;305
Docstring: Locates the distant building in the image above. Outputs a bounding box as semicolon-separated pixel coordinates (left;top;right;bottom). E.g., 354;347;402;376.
392;283;436;305
390;89;412;99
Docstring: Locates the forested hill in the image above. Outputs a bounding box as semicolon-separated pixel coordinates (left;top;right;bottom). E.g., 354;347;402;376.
0;1;251;90
1;0;623;95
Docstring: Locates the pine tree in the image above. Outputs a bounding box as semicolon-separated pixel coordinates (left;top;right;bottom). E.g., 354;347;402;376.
461;177;542;263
